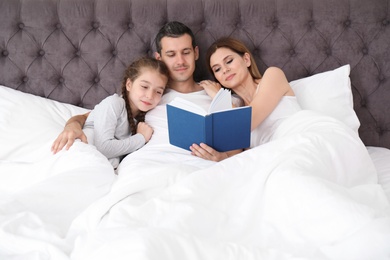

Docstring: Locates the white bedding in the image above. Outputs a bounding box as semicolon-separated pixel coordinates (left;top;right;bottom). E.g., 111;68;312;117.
63;107;390;260
1;68;390;260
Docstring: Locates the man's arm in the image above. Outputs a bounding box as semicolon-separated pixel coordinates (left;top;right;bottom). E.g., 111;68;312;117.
51;112;90;154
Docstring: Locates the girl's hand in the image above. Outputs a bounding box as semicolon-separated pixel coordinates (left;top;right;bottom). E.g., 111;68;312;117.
198;80;222;99
137;122;154;143
190;143;228;162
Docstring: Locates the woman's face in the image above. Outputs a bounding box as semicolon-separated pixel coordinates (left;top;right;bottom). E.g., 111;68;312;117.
209;47;251;89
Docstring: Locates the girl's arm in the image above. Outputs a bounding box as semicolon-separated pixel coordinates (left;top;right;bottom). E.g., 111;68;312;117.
51;112;90;154
93;95;146;159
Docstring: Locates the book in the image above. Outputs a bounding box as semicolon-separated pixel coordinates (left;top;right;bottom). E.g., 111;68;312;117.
166;88;252;152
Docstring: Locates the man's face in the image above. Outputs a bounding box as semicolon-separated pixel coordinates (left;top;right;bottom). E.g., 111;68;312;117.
155;34;199;84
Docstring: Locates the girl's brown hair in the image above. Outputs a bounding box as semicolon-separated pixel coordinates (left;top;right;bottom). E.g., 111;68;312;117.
206;37;262;81
121;57;169;134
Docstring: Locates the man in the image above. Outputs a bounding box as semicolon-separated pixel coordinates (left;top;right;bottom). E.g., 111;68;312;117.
51;21;239;161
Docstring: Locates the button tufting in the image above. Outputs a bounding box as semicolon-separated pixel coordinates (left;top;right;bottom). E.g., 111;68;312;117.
75;50;81;57
325;48;332;56
112;49;118;56
344;20;351;27
92;22;100;29
59;77;64;83
56;23;62;29
201;22;206;29
376;127;384;135
94;77;100;83
308;20;314;27
38;50;45;56
18;23;25;29
289;49;296;56
272;21;278;28
2;50;8;56
361;99;366;106
362;47;368;55
22;76;28;83
379;75;385;82
128;22;133;29
382;19;389;26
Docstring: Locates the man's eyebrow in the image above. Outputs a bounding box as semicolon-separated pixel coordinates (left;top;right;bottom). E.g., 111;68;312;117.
164;47;192;54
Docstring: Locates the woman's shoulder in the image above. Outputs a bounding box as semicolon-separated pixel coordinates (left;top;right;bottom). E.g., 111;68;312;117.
263;66;286;77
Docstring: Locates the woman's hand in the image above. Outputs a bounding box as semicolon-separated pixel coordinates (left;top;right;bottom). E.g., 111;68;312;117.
51;121;88;154
190;143;229;162
198;80;222;99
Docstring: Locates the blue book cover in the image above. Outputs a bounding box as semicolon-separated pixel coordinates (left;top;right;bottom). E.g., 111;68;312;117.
166;89;251;152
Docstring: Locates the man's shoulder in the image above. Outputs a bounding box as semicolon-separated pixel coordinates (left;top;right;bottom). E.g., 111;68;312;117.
161;89;208;104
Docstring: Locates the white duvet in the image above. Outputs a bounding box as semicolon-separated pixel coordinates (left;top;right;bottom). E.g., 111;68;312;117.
65;106;390;260
1;86;390;259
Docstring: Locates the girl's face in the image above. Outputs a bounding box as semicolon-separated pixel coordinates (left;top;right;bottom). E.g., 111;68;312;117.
209;47;251;89
126;68;167;115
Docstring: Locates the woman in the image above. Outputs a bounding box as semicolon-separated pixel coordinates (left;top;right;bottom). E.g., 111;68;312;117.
190;37;301;161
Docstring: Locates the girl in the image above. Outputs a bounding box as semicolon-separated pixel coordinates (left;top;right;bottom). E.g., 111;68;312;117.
81;57;169;168
191;37;299;161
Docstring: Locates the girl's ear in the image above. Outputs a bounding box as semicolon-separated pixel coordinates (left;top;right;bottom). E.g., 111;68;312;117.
126;78;132;91
244;52;251;67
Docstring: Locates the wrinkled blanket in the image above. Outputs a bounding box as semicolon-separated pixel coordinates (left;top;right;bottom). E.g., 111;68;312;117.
66;110;390;260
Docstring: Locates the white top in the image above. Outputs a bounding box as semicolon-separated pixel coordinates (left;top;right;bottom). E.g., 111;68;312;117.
250;96;302;148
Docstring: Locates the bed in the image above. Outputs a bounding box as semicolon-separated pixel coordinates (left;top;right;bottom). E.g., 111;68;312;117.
1;0;390;259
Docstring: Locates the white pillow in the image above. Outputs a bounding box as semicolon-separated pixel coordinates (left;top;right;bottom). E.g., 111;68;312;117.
0;85;90;162
289;64;360;133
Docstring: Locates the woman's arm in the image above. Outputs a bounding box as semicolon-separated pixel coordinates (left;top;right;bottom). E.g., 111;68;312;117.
249;67;293;130
51;112;90;154
190;67;292;162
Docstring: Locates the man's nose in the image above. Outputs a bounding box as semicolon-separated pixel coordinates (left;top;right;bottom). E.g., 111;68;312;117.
176;53;185;64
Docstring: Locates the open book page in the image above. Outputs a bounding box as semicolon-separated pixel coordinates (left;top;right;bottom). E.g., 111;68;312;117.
168;88;233;116
208;88;232;113
168;97;208;116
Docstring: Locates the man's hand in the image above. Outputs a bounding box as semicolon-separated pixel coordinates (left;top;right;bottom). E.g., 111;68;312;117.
190;143;229;162
51;113;89;154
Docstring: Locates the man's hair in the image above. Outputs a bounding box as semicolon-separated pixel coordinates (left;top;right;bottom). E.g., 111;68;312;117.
155;21;197;54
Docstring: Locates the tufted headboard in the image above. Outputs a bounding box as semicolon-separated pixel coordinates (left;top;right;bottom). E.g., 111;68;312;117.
0;0;389;148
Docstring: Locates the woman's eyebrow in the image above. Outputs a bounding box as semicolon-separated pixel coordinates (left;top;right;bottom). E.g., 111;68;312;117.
211;55;232;69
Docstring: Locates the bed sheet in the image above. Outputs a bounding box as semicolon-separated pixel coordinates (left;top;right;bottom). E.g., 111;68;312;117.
1;84;390;259
65;110;390;260
367;146;390;202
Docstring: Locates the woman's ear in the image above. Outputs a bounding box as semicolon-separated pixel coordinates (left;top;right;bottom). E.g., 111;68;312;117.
244;52;251;67
126;78;132;91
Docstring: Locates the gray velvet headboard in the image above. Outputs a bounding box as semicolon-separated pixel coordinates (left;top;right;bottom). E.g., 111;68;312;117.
0;0;389;148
